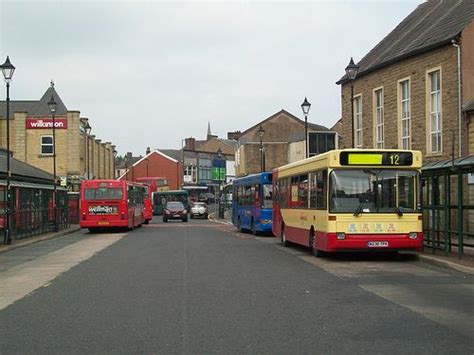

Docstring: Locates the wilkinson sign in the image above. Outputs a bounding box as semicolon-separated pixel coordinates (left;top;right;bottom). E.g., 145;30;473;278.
26;118;68;129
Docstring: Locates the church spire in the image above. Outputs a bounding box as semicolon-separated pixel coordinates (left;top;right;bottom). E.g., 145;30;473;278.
207;121;212;140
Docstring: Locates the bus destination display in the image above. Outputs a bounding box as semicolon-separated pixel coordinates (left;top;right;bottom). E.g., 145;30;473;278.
340;151;413;166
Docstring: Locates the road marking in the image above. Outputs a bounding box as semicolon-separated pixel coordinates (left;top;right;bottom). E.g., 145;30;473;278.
0;234;124;311
359;284;474;338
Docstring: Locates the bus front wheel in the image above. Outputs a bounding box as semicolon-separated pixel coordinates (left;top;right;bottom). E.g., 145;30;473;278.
281;225;290;247
237;218;243;233
310;232;325;258
251;219;258;236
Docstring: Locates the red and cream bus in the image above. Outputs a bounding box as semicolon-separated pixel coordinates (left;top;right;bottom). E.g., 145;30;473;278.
273;149;423;256
80;180;146;232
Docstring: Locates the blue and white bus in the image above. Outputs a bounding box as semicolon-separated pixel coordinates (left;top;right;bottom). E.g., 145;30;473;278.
232;172;273;234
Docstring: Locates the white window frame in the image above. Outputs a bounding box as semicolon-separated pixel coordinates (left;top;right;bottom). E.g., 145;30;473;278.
354;94;363;148
398;78;411;149
41;135;54;155
373;87;384;149
426;67;442;155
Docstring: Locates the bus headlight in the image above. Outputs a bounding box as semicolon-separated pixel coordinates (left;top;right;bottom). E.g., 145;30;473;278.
336;233;346;240
408;232;418;239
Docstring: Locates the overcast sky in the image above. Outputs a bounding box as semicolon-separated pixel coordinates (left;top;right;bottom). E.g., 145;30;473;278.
0;0;420;156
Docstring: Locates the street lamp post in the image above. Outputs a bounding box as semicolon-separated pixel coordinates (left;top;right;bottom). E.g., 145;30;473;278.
84;122;91;179
47;94;59;232
258;125;265;172
217;148;223;218
1;56;15;245
345;57;359;148
301;97;311;158
112;148;117;179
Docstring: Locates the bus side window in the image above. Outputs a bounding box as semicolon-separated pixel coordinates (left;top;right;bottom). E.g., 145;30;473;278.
309;172;317;209
316;170;328;210
255;184;260;205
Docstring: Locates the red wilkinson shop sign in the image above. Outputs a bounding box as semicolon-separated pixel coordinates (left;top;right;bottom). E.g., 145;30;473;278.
26;118;68;129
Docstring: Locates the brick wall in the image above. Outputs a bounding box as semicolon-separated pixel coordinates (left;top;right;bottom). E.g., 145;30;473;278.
340;45;463;162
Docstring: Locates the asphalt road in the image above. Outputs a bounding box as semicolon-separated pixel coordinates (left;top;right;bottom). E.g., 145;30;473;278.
0;216;473;354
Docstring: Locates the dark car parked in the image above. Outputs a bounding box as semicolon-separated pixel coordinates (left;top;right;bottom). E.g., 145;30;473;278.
163;201;188;222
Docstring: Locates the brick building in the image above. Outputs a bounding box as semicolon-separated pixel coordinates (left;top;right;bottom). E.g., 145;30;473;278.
0;84;117;190
336;0;474;161
119;149;183;190
234;110;334;176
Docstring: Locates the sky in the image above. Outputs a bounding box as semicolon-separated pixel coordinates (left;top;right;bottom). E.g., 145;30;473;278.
0;0;421;156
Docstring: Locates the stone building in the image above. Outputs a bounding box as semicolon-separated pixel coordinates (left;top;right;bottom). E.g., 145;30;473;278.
0;83;117;190
234;109;334;176
336;0;474;161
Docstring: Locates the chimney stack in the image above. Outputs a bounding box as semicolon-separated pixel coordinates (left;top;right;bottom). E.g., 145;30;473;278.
227;131;242;140
184;137;196;151
146;147;151;155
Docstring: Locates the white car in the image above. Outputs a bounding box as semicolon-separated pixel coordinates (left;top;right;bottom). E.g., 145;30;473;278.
190;202;208;219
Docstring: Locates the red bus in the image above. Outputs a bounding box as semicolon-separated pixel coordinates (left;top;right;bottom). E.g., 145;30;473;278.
135;177;169;192
80;180;146;232
143;184;153;224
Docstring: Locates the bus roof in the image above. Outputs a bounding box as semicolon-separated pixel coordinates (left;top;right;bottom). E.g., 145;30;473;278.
233;172;272;186
81;179;147;188
274;149;422;178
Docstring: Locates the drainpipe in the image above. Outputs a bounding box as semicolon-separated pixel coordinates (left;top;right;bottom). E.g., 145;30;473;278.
452;39;462;157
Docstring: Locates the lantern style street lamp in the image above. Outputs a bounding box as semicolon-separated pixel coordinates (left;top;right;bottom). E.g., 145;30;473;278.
301;97;311;158
345;57;359;148
84;121;92;179
47;93;59;232
258;125;265;172
1;56;15;244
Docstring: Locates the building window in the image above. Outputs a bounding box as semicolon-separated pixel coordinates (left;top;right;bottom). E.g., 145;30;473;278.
400;80;411;149
184;165;197;183
429;70;441;153
308;132;337;157
374;88;384;148
354;96;362;148
41;136;54;155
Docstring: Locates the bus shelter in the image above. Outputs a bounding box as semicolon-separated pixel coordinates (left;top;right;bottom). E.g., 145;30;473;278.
0;150;69;244
421;155;474;257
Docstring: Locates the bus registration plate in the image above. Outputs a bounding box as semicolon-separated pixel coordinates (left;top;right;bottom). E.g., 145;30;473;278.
368;241;388;247
98;221;110;225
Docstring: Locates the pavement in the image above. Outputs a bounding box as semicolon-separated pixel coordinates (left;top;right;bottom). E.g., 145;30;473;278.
0;216;472;354
0;225;81;254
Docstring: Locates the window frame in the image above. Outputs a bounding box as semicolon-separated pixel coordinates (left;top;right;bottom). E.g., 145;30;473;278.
373;87;384;149
398;78;411;149
353;94;363;148
426;67;442;155
40;135;54;156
